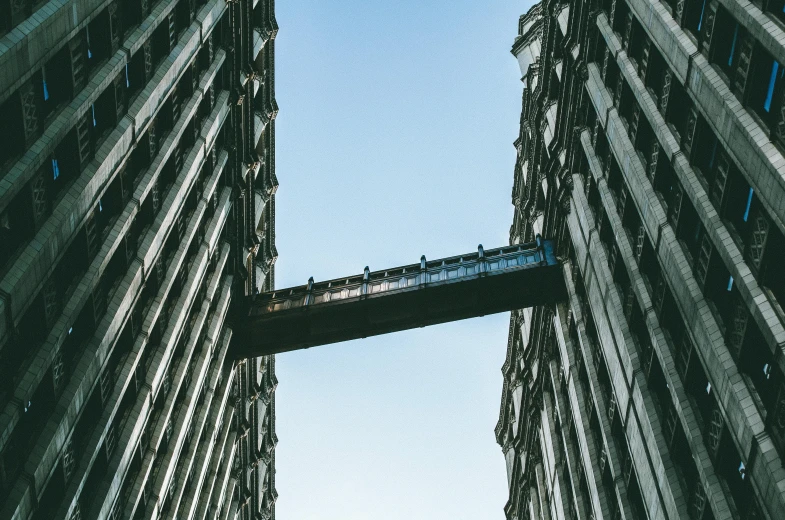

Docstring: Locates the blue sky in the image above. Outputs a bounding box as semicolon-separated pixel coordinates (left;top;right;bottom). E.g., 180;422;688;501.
272;1;534;518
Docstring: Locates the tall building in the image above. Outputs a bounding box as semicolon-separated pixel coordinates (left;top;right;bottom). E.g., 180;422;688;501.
497;1;785;520
0;0;279;517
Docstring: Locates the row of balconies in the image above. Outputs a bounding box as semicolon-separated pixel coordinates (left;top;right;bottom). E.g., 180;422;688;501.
596;0;785;472
577;25;783;515
0;73;229;511
576;130;742;520
595;9;785;383
0;39;227;431
505;1;785;518
0;0;235;355
1;95;234;517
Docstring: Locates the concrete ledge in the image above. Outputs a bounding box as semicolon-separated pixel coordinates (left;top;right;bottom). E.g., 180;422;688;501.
0;53;127;215
63;191;229;520
200;421;237;518
686;56;785;234
193;399;235;520
553;299;615;519
540;391;571;520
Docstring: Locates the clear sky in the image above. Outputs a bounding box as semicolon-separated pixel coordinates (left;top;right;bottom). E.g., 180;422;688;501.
272;1;535;518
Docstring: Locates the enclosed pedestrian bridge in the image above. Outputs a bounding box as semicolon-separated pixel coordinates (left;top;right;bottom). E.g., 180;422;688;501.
232;238;565;358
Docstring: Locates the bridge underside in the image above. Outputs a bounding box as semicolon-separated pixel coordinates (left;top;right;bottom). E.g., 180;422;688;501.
232;240;565;358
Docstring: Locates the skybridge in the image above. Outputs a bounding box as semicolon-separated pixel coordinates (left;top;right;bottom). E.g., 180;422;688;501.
232;238;564;358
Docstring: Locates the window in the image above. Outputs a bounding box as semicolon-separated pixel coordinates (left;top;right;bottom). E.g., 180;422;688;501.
763;61;784;113
683;0;707;39
121;0;144;36
768;0;785;25
0;93;24;167
127;46;150;102
709;7;739;82
665;79;691;143
92;87;116;144
747;45;784;133
86;9;113;64
41;48;70;123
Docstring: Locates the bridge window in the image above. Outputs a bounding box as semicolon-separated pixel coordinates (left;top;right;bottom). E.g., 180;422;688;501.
742;188;753;222
39;58;63;127
652;157;677;213
52;158;61;181
738;318;774;407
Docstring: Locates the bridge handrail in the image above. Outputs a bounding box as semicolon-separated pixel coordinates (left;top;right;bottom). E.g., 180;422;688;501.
247;239;549;317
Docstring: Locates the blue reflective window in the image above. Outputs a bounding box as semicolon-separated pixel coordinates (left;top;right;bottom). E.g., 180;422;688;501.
728;24;739;67
52;159;60;180
125;64;130;88
86;27;93;59
698;0;708;31
727;275;734;291
92;104;97;127
743;187;754;222
42;79;49;101
763;61;783;113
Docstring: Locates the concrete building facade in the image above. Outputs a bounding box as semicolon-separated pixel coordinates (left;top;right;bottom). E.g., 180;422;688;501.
497;1;785;520
0;0;279;518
